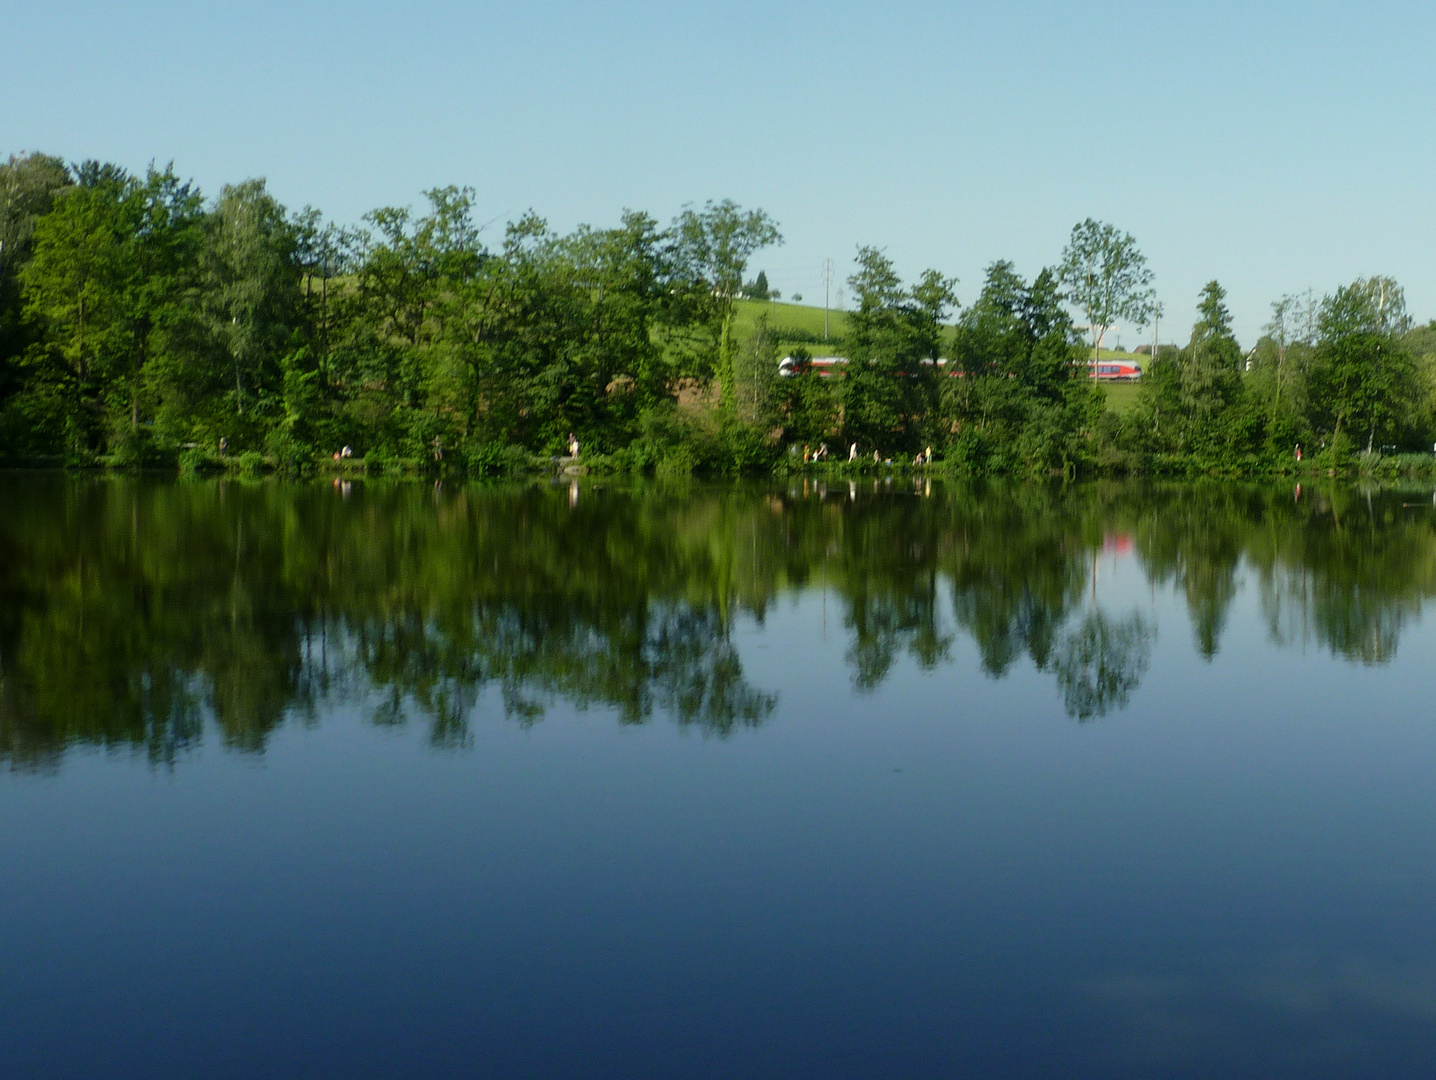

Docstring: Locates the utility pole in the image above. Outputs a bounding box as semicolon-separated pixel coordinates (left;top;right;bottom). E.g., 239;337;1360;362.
822;258;833;340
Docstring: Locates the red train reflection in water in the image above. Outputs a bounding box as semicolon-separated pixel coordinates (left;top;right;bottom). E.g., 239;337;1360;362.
1102;532;1134;557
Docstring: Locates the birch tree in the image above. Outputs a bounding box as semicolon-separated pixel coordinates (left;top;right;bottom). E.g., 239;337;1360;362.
1057;219;1155;362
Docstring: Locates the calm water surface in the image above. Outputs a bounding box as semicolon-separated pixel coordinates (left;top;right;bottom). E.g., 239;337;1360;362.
2;475;1435;1078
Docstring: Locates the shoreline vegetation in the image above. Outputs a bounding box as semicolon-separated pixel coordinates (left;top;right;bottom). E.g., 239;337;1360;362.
5;152;1436;481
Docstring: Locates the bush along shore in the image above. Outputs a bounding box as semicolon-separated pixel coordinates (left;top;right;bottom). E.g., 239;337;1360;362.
5;152;1436;481
130;444;1436;485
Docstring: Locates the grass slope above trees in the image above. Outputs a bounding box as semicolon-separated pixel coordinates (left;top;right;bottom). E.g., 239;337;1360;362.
732;298;853;353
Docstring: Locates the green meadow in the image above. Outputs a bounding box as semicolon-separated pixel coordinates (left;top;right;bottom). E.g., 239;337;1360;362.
733;298;852;349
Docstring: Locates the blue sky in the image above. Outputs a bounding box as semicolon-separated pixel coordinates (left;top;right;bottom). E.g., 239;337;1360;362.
8;0;1435;344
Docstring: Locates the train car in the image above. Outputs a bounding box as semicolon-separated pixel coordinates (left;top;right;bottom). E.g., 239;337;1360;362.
1089;359;1143;380
778;356;848;377
778;356;960;378
780;355;1138;381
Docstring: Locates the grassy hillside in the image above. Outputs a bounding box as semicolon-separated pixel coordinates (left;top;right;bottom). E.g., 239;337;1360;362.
733;298;851;351
1403;321;1436;359
1099;381;1143;414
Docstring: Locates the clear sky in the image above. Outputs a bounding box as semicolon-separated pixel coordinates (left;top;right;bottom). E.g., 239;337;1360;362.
8;0;1434;345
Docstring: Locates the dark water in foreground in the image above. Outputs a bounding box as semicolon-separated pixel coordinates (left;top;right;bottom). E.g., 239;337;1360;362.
3;475;1436;1078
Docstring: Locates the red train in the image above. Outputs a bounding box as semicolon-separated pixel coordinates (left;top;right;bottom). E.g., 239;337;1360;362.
777;356;959;378
778;356;1145;380
778;355;848;377
1088;360;1143;380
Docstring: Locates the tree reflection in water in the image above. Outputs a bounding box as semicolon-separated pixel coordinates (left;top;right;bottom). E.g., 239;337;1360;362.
1;477;1433;768
1049;612;1154;721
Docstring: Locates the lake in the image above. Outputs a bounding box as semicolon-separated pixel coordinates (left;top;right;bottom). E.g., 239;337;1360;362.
2;474;1435;1078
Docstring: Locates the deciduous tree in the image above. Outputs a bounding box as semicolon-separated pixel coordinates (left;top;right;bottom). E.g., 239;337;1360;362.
668;200;781;410
1309;278;1420;455
1057;218;1155;362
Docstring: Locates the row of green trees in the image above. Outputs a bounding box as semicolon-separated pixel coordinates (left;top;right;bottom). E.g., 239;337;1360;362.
1116;276;1435;473
0;153;786;472
3;152;1433;475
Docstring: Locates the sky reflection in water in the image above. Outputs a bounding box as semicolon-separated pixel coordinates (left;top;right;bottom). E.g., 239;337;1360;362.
1;476;1434;1078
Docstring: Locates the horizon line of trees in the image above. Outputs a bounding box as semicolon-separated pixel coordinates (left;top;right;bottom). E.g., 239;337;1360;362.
3;151;1434;478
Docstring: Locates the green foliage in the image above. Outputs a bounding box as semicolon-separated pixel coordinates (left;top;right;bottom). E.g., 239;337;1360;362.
1183;281;1244;419
631;402;718;474
1104;274;1432;475
4;152;1436;481
668;200;782;411
1308;279;1420;456
0;153;72;430
774;345;841;446
177;446;208;475
104;413;154;469
201;179;302;430
0;167;796;473
840;246;953;455
1058;218;1155;359
1132;281;1246;461
937;261;1094;476
462;440;527;477
17;163;206;459
363;445;394;475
